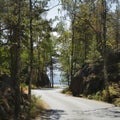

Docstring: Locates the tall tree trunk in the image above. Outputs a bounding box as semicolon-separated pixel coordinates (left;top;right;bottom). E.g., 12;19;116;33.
115;2;120;51
84;33;87;61
10;0;21;119
70;18;75;85
70;0;77;85
67;70;70;86
0;21;1;40
50;56;54;88
37;36;41;86
101;0;110;101
28;0;33;100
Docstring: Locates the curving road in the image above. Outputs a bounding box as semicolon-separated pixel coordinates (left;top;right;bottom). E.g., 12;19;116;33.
32;88;120;120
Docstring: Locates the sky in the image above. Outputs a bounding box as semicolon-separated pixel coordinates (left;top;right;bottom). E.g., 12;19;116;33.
46;0;70;28
46;0;118;20
47;0;61;20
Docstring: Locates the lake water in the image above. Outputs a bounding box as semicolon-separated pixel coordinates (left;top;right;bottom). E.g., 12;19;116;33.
47;63;67;86
47;68;62;85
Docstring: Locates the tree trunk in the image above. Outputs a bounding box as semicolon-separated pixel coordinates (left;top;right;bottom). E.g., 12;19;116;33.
101;0;110;101
84;33;87;61
115;3;120;51
10;0;21;119
28;0;33;100
37;36;41;86
50;56;54;88
70;18;75;85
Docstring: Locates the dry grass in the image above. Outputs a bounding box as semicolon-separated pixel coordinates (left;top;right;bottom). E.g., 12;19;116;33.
20;84;50;119
36;98;50;110
30;95;50;119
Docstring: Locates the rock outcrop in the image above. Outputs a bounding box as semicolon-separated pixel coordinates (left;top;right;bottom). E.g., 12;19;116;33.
70;62;104;96
70;50;120;96
25;68;51;87
36;71;51;87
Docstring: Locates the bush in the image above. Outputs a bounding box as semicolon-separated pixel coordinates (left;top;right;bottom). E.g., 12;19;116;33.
62;87;70;94
29;95;49;119
87;91;102;100
62;87;72;95
114;98;120;106
30;95;40;118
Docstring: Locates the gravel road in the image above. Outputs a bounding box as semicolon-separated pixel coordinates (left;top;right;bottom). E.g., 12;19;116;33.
32;88;120;120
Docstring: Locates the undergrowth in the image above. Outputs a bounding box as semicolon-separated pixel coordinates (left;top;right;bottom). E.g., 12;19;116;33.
62;85;120;106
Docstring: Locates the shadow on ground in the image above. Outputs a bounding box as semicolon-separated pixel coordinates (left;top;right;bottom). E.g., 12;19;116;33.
35;107;120;120
40;109;66;120
83;106;120;118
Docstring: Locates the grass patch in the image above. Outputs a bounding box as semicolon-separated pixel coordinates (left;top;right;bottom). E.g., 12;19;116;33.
87;91;102;101
86;85;120;106
30;95;49;119
62;87;72;95
114;98;120;106
54;86;61;88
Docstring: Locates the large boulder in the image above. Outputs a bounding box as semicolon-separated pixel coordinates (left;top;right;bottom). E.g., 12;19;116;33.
70;62;104;96
36;71;51;87
25;68;51;87
70;50;120;96
24;59;56;88
107;50;120;83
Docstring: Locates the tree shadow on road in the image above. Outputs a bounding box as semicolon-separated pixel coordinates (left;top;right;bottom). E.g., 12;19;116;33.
83;106;120;118
40;109;66;120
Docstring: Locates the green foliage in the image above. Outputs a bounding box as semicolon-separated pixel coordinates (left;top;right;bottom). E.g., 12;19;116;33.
86;40;102;63
87;91;102;101
60;79;68;83
62;87;72;95
29;94;49;118
0;0;53;118
102;90;111;102
114;98;120;107
109;85;119;98
0;46;10;75
30;95;41;118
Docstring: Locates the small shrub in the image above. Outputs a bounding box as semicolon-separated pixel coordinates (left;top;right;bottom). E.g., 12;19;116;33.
102;90;110;102
79;94;84;97
87;95;93;99
66;91;72;95
62;87;72;95
31;84;37;89
62;87;70;94
114;98;120;106
109;85;119;99
29;95;49;119
30;95;39;118
94;91;102;100
87;91;102;100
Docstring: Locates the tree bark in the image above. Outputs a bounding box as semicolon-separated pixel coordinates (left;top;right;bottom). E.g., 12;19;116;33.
115;3;120;51
70;17;75;85
28;0;33;100
50;56;54;88
101;0;110;101
37;36;41;86
10;0;21;119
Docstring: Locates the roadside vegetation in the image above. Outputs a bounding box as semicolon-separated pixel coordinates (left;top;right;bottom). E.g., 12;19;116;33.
30;95;49;119
62;84;120;107
0;0;120;119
